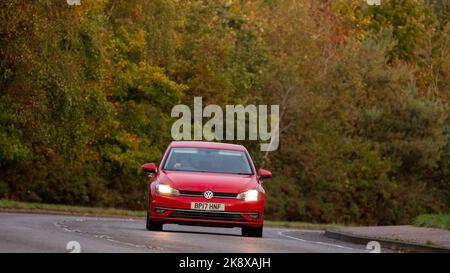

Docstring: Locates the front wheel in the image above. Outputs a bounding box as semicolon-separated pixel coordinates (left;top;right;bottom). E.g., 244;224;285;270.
146;211;163;231
242;226;263;237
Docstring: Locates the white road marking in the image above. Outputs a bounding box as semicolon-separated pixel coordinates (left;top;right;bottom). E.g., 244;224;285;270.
278;230;364;251
54;216;361;252
54;218;164;251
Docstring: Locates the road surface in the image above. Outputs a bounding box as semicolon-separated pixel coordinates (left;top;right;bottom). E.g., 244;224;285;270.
0;212;393;253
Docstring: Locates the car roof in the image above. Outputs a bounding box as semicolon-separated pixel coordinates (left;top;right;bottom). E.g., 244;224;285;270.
169;141;247;151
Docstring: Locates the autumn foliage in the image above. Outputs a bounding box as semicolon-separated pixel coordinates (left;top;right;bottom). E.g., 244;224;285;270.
0;0;448;224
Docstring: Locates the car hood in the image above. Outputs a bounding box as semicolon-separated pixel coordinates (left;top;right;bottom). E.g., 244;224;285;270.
159;170;256;193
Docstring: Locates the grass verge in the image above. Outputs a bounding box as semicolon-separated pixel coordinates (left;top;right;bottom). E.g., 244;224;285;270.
264;220;342;230
0;199;146;218
0;199;340;230
414;213;450;230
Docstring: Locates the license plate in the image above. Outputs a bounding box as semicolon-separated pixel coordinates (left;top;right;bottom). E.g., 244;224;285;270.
190;202;225;211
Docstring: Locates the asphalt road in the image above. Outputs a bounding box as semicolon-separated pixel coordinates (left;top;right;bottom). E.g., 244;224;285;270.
0;212;393;253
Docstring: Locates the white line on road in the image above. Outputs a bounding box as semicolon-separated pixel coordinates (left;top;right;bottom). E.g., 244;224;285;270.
278;230;364;251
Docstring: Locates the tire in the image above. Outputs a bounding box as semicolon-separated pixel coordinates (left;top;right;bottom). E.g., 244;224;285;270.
242;226;263;237
146;211;163;231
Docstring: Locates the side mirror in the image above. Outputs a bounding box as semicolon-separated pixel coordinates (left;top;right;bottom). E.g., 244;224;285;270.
141;163;157;173
258;169;272;179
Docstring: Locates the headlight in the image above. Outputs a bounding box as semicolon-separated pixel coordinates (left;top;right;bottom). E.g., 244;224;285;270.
237;189;259;201
156;183;180;196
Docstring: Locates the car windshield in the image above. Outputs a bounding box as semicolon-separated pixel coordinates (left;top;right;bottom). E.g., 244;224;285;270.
163;148;253;175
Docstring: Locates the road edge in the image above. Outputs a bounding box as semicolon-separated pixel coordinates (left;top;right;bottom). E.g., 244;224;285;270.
325;228;450;253
0;208;144;220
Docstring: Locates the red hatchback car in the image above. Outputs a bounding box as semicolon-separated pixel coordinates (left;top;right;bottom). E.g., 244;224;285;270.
142;141;271;237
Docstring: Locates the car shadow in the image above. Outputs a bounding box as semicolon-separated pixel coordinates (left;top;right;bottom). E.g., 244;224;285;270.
140;225;244;238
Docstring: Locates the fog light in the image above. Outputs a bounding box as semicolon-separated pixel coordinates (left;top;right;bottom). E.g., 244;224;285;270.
155;208;166;214
248;213;259;219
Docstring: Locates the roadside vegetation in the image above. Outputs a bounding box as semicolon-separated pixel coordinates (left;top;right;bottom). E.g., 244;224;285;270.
414;214;450;230
0;0;449;225
0;199;145;218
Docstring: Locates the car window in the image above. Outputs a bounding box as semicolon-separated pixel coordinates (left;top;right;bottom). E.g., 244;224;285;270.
163;148;253;175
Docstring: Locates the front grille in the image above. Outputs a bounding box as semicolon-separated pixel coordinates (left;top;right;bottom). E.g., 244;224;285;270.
170;210;245;221
179;190;238;199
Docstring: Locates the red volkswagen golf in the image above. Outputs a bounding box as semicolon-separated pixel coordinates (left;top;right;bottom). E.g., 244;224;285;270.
142;141;271;237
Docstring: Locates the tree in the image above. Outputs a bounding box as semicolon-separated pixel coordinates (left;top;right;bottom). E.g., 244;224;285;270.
333;0;437;61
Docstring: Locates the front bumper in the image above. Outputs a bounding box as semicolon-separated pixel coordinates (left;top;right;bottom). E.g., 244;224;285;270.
149;194;264;228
